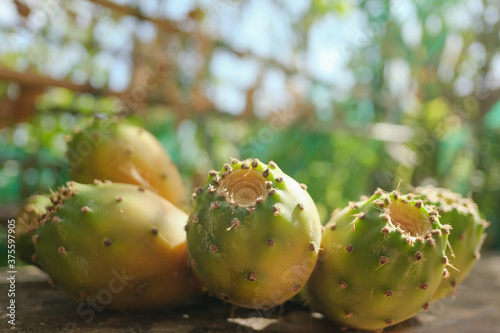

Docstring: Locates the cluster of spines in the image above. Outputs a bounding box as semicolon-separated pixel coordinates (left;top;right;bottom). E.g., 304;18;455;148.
189;158;309;222
339;189;453;250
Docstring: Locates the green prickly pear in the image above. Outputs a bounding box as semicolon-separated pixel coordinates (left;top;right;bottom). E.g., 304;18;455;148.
33;181;202;311
67;118;188;210
16;194;51;266
414;186;488;300
306;189;450;331
185;158;322;309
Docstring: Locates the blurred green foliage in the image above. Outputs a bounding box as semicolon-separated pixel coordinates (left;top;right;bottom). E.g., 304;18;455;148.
0;0;499;250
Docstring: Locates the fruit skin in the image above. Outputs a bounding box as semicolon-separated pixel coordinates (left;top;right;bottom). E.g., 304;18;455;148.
33;181;202;311
414;186;488;301
67;118;188;210
186;158;322;309
16;194;51;266
306;189;450;331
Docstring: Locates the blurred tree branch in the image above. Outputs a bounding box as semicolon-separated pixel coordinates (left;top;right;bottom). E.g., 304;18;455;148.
86;0;325;87
0;67;120;97
87;0;180;34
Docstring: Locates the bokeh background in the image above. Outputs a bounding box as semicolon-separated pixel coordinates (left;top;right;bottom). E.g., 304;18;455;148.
0;0;499;257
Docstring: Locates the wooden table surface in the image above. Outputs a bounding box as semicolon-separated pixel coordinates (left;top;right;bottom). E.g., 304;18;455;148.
1;252;499;333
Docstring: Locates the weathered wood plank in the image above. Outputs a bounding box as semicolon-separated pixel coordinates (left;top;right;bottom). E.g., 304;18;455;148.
1;252;499;332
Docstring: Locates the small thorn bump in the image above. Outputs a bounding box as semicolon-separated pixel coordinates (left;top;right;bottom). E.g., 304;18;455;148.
211;201;221;209
385;319;393;325
58;246;66;255
116;196;122;202
272;204;281;216
151;227;159;235
309;241;317;252
355;212;366;219
298;203;304;210
191;259;197;268
330;223;337;231
52;216;60;223
431;229;442;236
266;238;275;247
379;256;389;265
426;237;436;246
415;200;423;208
346;244;353;253
81;206;90;214
268;161;277;168
32;235;39;244
414;251;423;261
392;191;399;200
443;268;450;279
226;218;241;231
384;290;394;297
268;188;276;196
345;312;353;319
339;281;347;289
221;293;229;300
300;183;308;191
138;186;145;192
275;177;283;183
419;282;429;290
208;170;217;177
247;272;257;281
423;303;430;311
381;226;390;235
103;238;113;247
292;284;302;292
192;214;200;223
224;163;232;172
209;244;218;253
251;159;259;168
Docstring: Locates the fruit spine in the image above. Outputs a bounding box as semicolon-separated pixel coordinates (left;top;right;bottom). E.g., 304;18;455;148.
186;158;322;309
306;189;451;331
33;181;201;311
67;118;188;210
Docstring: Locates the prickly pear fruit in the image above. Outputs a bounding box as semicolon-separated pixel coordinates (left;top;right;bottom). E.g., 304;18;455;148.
16;194;51;266
67;118;188;210
306;189;450;331
414;186;488;300
186;158;322;309
33;181;202;311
